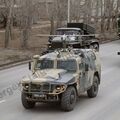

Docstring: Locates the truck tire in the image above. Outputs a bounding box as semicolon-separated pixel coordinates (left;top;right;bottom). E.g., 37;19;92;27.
90;43;99;51
61;86;77;111
87;75;99;98
21;92;35;109
118;34;120;39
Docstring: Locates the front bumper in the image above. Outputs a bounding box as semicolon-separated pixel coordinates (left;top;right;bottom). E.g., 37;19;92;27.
24;91;60;102
22;82;67;102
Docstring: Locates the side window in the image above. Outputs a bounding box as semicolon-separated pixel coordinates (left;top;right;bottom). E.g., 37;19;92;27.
36;62;41;68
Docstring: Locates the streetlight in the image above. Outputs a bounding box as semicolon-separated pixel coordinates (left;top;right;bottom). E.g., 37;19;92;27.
67;0;70;23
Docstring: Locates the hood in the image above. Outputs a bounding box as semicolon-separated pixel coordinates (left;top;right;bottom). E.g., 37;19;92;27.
21;69;67;84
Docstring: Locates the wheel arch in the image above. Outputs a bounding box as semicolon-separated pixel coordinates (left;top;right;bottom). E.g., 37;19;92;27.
67;83;78;96
90;42;99;47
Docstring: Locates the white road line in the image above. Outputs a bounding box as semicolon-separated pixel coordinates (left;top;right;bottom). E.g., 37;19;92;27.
0;100;6;104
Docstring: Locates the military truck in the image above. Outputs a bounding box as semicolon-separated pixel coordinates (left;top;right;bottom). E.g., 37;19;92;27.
20;48;101;111
47;23;99;52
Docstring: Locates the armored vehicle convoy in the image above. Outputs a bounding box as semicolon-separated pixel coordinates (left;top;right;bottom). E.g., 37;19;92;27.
48;23;99;51
21;48;101;111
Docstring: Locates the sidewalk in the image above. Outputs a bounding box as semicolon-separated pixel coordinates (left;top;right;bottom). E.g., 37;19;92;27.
0;48;33;69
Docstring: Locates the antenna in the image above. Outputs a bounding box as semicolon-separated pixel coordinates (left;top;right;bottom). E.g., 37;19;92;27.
61;35;68;49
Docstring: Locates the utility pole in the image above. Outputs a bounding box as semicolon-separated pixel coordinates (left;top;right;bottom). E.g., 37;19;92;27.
67;0;70;23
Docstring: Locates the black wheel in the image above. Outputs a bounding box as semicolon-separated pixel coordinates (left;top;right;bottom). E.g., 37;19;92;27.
21;92;35;109
61;86;77;111
90;43;99;51
118;52;120;55
118;34;120;39
87;75;99;98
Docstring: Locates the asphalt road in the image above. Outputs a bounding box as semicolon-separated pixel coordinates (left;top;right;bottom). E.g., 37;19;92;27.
0;40;120;120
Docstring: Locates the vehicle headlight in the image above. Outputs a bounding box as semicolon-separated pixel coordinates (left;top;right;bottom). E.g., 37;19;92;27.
23;84;29;90
55;85;66;93
25;85;29;89
48;45;51;48
56;86;61;90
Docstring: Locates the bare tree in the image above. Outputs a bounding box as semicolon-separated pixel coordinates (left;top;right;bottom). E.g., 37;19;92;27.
20;0;33;48
4;0;14;48
0;0;120;49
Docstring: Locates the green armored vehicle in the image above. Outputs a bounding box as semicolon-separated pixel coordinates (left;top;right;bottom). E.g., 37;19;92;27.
21;48;101;111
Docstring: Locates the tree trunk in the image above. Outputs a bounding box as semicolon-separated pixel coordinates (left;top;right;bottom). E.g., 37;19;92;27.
5;0;14;48
20;0;33;49
50;17;55;35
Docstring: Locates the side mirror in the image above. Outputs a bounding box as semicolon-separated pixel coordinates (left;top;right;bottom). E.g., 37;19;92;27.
29;62;31;70
118;52;120;55
85;64;89;71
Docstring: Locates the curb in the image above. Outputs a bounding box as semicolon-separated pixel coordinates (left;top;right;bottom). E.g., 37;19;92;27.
100;38;119;44
0;60;31;70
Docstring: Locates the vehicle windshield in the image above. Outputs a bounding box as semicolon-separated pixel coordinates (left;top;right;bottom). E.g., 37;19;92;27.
56;30;80;35
35;59;54;69
57;59;77;72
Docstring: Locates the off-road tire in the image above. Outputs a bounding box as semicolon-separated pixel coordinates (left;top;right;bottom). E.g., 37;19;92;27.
21;92;35;109
118;52;120;55
61;86;77;111
87;75;99;98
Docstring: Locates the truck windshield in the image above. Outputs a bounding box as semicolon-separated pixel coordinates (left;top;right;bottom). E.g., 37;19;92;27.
56;30;79;35
36;59;54;69
57;59;77;72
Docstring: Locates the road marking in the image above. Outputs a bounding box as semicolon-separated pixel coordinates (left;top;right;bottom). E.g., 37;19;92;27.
0;100;6;104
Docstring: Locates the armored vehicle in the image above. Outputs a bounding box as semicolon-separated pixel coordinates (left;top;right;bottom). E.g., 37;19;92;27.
20;48;101;111
48;23;99;51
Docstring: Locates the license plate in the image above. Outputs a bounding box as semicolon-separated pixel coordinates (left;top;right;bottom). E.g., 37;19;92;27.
33;93;46;98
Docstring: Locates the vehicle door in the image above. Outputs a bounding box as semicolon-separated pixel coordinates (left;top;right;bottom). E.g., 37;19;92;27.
80;51;95;90
84;51;96;88
78;52;90;92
